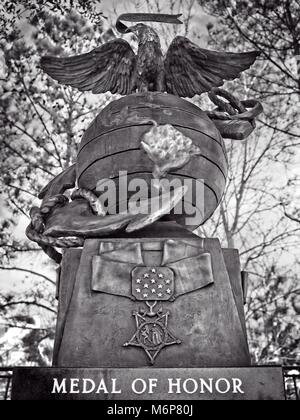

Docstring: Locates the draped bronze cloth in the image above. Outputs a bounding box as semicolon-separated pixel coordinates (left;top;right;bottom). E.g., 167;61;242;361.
91;240;214;301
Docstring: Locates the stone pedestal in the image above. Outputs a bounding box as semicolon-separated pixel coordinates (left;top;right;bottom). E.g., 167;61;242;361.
11;367;285;400
11;223;286;400
53;222;250;368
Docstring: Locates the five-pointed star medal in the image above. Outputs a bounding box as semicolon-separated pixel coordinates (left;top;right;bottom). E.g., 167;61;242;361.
124;310;181;365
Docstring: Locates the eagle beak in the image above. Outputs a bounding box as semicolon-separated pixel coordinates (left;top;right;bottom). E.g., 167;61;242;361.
126;24;139;34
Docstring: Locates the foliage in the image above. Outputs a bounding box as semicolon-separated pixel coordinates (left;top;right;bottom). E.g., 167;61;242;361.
0;0;110;365
0;0;299;366
197;0;300;365
247;267;299;364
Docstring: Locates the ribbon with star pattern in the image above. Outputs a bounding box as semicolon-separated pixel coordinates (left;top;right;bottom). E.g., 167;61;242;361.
91;240;214;301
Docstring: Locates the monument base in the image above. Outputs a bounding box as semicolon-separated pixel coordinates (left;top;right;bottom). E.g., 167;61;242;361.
54;224;251;368
11;367;285;400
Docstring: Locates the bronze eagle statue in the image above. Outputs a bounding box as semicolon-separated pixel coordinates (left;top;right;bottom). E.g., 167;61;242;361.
40;13;260;98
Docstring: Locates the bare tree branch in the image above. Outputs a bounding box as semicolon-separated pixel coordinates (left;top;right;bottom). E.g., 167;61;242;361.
246;287;300;321
0;300;57;315
0;267;56;286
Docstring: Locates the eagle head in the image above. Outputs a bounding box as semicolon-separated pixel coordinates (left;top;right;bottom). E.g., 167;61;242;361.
126;23;160;44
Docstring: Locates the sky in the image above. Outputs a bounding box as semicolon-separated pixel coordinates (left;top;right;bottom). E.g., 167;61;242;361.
0;1;299;367
0;0;299;291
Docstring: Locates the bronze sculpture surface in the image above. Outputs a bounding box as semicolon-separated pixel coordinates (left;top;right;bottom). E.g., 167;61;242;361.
28;13;263;262
11;12;287;401
23;12;267;378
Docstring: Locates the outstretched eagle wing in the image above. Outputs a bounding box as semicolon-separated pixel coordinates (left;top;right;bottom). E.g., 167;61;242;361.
164;36;260;98
40;39;137;95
